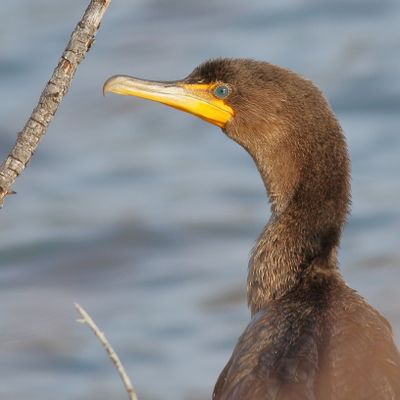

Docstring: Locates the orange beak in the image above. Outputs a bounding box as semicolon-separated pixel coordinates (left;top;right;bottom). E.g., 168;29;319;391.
103;75;234;128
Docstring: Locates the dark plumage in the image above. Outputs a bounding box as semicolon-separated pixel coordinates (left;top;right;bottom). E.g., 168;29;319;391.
192;59;400;400
104;58;400;399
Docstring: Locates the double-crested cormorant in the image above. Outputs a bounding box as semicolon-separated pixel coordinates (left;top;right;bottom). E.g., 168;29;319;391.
104;59;400;399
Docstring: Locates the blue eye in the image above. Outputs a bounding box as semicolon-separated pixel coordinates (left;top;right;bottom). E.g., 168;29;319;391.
214;85;230;99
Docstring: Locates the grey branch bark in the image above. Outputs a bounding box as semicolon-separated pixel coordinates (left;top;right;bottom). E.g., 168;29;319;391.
75;303;139;400
0;0;111;208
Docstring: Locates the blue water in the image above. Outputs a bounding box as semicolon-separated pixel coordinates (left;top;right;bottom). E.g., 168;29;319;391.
0;0;399;399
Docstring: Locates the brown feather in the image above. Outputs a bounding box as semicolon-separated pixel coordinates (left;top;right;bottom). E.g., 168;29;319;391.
186;59;400;399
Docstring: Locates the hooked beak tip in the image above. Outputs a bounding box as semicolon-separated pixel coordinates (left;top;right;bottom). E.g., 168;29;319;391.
103;75;125;96
102;77;114;96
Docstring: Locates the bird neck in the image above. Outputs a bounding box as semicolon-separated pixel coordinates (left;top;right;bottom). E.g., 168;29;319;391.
248;206;339;315
246;131;350;315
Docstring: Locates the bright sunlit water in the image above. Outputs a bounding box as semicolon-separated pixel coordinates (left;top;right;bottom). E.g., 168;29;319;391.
0;1;399;399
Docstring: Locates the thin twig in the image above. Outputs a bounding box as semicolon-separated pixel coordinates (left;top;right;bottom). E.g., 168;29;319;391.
75;303;139;400
0;0;111;208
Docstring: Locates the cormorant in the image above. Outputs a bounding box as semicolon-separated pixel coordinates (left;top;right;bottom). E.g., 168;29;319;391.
104;58;400;399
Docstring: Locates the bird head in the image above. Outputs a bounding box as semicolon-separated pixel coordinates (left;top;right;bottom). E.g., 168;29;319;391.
103;58;349;216
103;58;334;154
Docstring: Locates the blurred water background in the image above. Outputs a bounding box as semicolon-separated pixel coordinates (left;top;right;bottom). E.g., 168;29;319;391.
0;0;399;399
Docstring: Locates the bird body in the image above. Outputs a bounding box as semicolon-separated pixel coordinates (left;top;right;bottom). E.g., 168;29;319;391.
214;273;400;399
104;58;400;399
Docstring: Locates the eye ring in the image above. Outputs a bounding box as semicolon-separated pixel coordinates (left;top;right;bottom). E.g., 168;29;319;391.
213;84;231;99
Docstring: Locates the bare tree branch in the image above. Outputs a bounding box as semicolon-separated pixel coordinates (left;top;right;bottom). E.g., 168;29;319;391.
75;303;139;400
0;0;111;208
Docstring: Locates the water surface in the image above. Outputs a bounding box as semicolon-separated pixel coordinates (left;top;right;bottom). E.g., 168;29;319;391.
0;1;399;399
